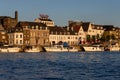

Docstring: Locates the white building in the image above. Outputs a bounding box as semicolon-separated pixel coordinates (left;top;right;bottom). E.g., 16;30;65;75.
34;14;54;27
49;26;79;46
69;21;104;44
8;28;23;46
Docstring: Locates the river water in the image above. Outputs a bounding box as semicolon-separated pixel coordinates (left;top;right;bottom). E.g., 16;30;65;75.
0;51;120;80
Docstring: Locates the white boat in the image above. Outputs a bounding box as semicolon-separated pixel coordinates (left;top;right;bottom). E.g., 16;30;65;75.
0;46;20;52
7;47;21;52
83;45;104;51
44;45;78;52
109;43;120;51
24;46;40;52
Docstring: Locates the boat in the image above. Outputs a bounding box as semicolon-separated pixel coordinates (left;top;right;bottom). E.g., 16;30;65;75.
0;45;20;52
44;44;78;52
7;47;21;52
24;46;40;52
83;45;104;51
109;43;120;51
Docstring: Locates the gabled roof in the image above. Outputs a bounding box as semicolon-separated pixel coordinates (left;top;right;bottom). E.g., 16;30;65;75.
82;22;90;32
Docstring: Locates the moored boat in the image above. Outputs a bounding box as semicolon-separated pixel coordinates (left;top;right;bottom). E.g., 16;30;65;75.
24;46;40;52
109;43;120;51
83;45;104;51
0;46;20;52
44;44;78;52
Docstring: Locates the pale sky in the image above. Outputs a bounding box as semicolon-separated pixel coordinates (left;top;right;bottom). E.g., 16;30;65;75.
0;0;120;27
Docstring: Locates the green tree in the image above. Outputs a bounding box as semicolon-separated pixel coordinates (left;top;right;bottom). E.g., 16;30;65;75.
106;35;110;41
111;34;115;40
86;35;91;43
92;35;96;42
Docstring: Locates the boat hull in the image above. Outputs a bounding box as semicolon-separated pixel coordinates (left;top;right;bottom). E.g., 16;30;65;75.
83;46;104;51
44;46;78;52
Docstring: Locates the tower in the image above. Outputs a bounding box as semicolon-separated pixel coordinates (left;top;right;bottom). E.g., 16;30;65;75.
15;11;18;22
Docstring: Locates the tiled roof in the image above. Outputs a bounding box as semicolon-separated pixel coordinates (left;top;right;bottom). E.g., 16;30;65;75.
16;21;46;27
48;26;76;35
7;27;23;33
102;25;114;31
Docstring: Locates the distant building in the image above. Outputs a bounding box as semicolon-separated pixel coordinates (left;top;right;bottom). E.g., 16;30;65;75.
7;27;23;46
34;14;54;27
0;25;8;45
16;21;49;46
0;11;18;29
102;25;117;41
49;26;78;46
69;21;104;44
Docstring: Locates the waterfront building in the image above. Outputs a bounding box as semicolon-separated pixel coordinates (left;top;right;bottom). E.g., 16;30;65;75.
69;21;86;44
0;11;18;29
16;22;49;46
34;14;54;27
49;26;78;46
7;27;23;46
86;23;104;43
0;25;8;45
102;25;117;42
69;21;104;44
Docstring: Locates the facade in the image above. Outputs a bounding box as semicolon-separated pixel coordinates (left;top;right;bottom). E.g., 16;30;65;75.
69;21;104;44
69;21;86;44
16;22;49;46
102;25;117;41
0;11;18;29
34;14;54;27
49;26;79;46
0;25;8;45
86;23;104;43
8;27;23;46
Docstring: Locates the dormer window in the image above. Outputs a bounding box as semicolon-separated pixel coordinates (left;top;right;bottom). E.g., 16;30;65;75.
51;31;53;34
36;26;38;29
97;27;99;29
56;32;57;35
32;26;34;29
60;32;62;35
113;28;115;30
67;32;70;35
64;32;66;35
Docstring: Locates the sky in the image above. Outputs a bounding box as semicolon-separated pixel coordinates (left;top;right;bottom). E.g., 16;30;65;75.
0;0;120;27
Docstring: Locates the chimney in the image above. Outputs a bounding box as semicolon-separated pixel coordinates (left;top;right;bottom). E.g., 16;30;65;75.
15;11;18;22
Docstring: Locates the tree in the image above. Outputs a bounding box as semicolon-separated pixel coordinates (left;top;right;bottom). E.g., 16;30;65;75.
111;34;115;40
106;35;110;41
100;34;106;42
86;35;91;43
92;35;96;43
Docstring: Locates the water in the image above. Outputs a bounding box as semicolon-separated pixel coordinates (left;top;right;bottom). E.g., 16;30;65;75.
0;52;120;80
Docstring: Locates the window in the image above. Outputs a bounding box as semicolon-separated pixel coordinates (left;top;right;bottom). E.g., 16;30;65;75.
2;36;5;39
20;40;22;44
20;34;22;38
16;40;18;44
16;35;18;38
68;37;70;39
1;32;5;34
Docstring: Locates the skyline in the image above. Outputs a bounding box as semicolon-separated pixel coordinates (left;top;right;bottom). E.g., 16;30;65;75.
0;0;120;27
